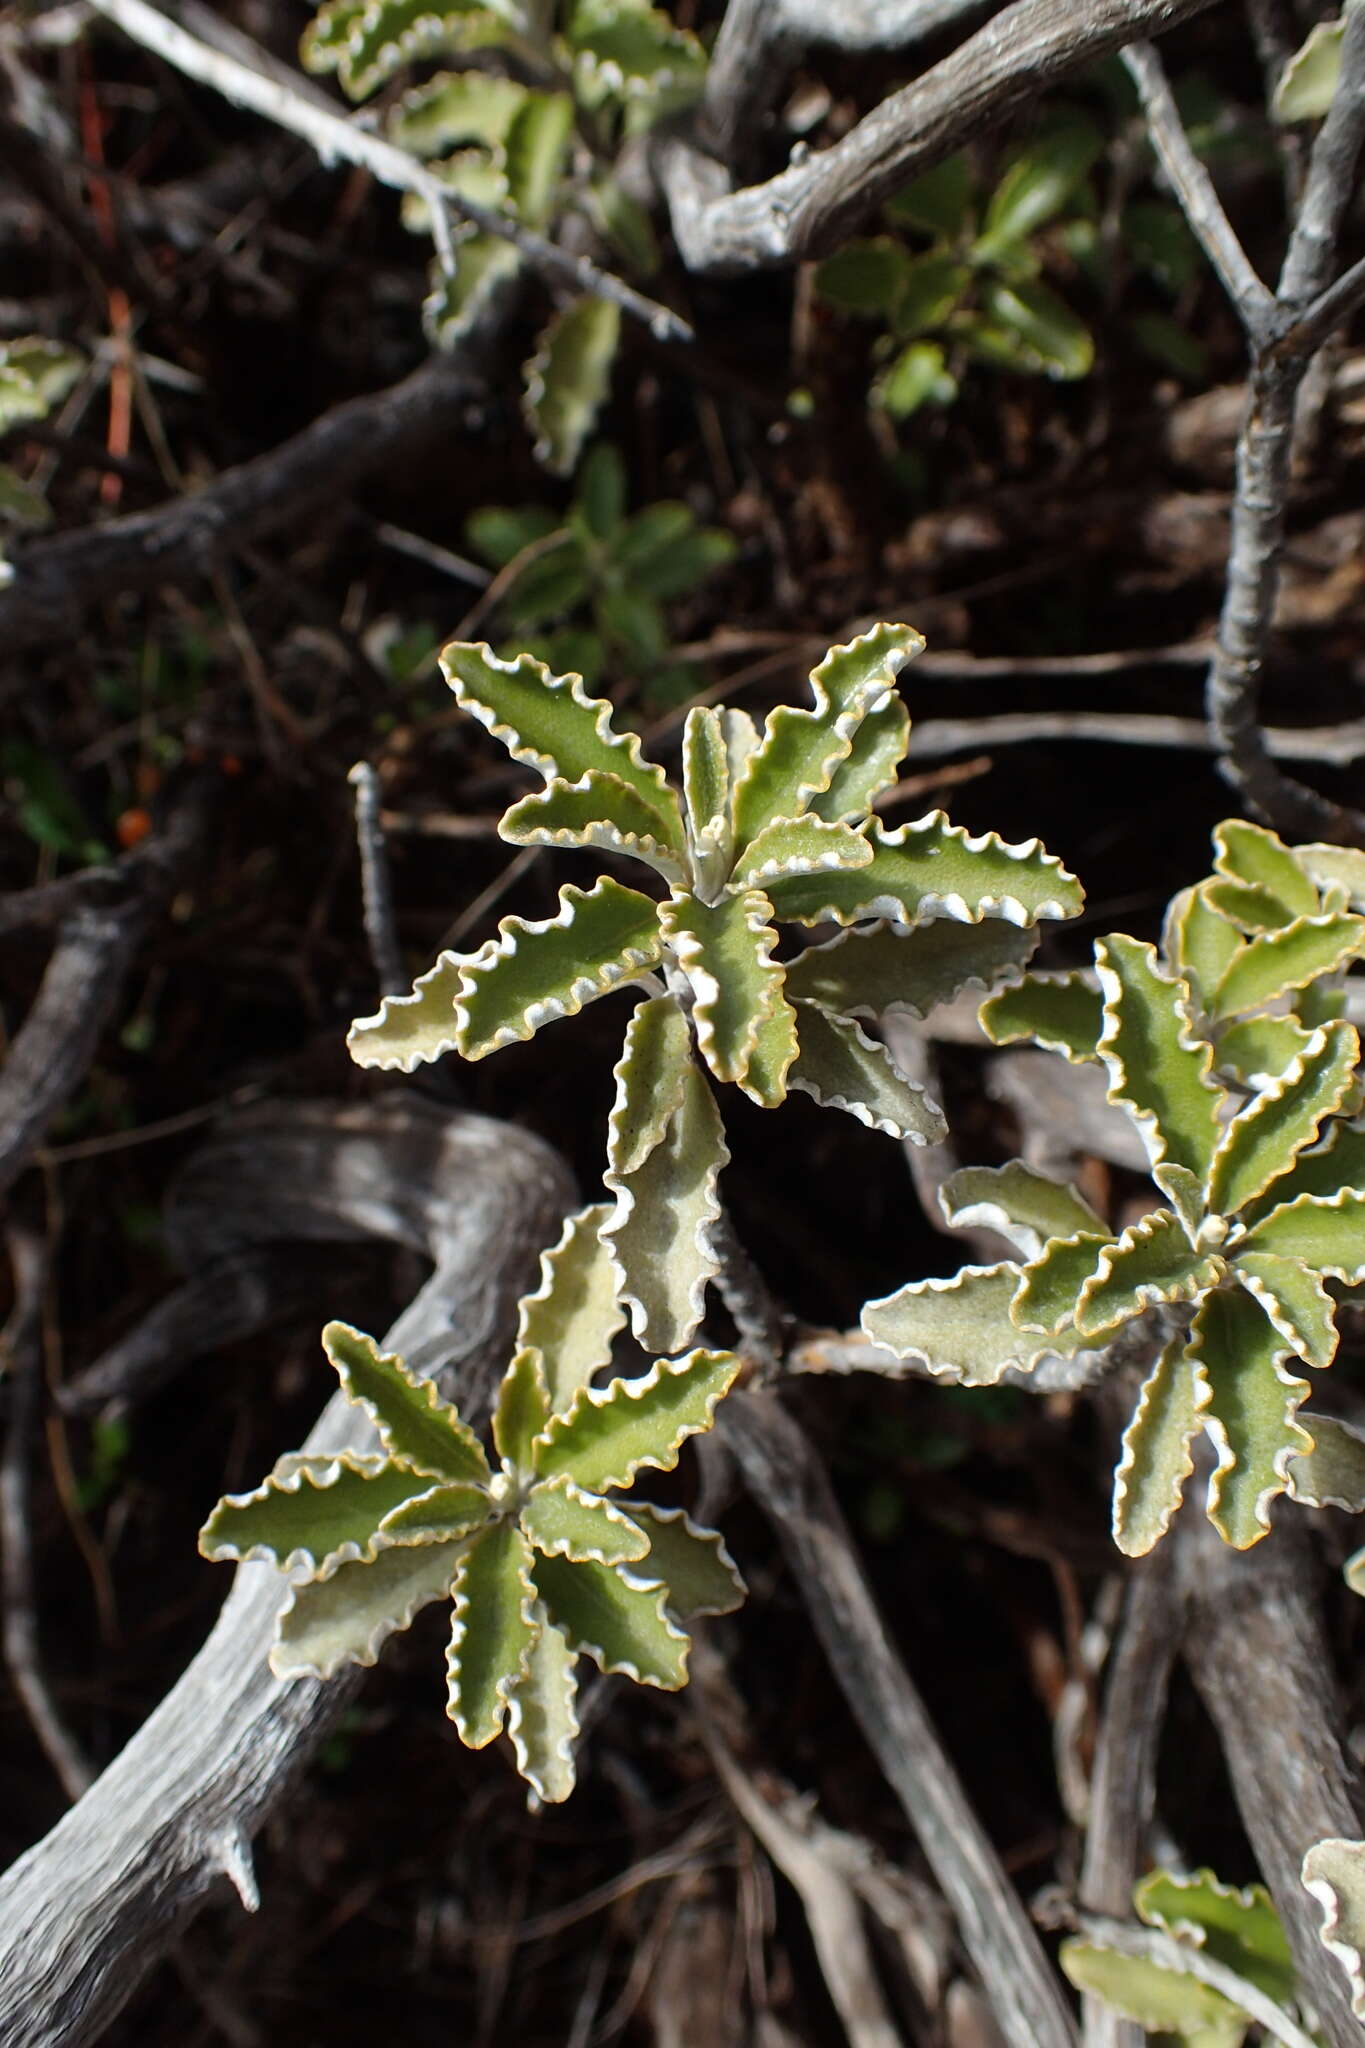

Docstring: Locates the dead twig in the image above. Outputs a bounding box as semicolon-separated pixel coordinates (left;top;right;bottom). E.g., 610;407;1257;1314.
348;762;404;1001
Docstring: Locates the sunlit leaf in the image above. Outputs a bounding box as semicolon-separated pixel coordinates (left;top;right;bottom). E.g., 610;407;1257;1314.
533;1551;689;1687
1237;1116;1365;1230
424;236;521;345
806;693;910;823
498;769;687;883
786;999;945;1142
504;91;573;229
767;815;1082;929
521;1474;651;1565
1206;1019;1358;1215
506;1597;580;1803
1112;1330;1208;1557
978;969;1102;1058
1095;935;1223;1176
272;1540;463;1681
1077;1208;1224;1337
785;918;1037;1021
387;69;526;154
1135;1868;1296;2005
604;1060;728;1353
1214;1013;1316;1087
1013;1229;1113;1336
1273;16;1345;123
198;1454;434;1574
616;1502;745;1622
322;1322;491;1483
1195;1284;1312;1548
861;1261;1047;1384
1211;913;1365;1020
939;1161;1103;1259
662;889;794;1102
1302;1836;1365;2020
1058;1940;1246;2043
1286;1412;1365;1511
493;1346;553;1469
1239;1188;1365;1280
446;1520;539;1746
534;1348;739;1494
516;1202;626;1413
1162;880;1242;1011
730;817;874;890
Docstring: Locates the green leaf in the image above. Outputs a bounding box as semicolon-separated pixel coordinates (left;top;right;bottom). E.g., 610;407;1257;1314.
972;282;1094;379
523;296;621;477
198;1453;435;1574
506;1597;580;1803
441;640;682;843
521;1473;650;1564
596;586;668;668
661;889;795;1103
1301;1837;1365;2021
616;1502;745;1622
683;706;731;853
806;692;910;823
1237;1116;1365;1230
272;1539;463;1681
767;815;1082;930
573;440;626;537
1206;1019;1359;1216
333;0;521;98
1162;881;1243;1012
1154;1161;1207;1243
814;238;914;317
516;1202;626;1414
786;999;946;1142
322;1323;491;1483
567;0;706;97
1013;1230;1113;1335
466;502;561;568
978;970;1103;1058
424;236;521;345
498;770;687;883
0;338;83;432
1296;841;1365;907
603;1058;728;1353
977;121;1102;257
1076;1208;1225;1337
495;533;592;625
1215;1013;1316;1087
785;918;1037;1021
375;1481;492;1544
446;1519;539;1746
1211;913;1365;1020
892;254;971;338
504;91;573;229
387;69;526;154
1058;1939;1246;2044
493;1347;553;1469
1239;1189;1365;1281
885;152;972;238
1195;1284;1311;1548
451;877;664;1060
730;623;924;856
939;1162;1103;1259
1210;818;1320;925
1095;935;1223;1176
871;340;958;418
1112;1330;1208;1557
533;1550;689;1687
730;816;874;890
1135;1869;1296;2006
1273;16;1345;123
534;1348;739;1494
606;991;693;1178
861;1261;1051;1385
1287;1413;1365;1511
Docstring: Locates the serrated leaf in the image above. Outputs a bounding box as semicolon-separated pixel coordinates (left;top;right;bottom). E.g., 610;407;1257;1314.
498;769;686;883
533;1348;739;1494
441;640;683;844
387;69;526;154
331;0;516;99
532;1551;689;1687
1013;1230;1114;1335
1096;935;1223;1176
1112;1330;1208;1557
603;1058;727;1352
507;1597;580;1803
662;889;794;1102
786;999;945;1142
1237;1116;1365;1229
199;1454;433;1574
606;992;692;1177
1136;1868;1296;2004
784;917;1038;1021
516;1202;626;1413
322;1323;491;1483
861;1262;1049;1385
1286;1412;1365;1510
521;1473;650;1564
730;816;874;890
1076;1209;1224;1337
729;624;924;856
1163;881;1244;1008
1195;1284;1311;1548
1296;842;1365;907
1240;1188;1365;1280
1273;16;1345;123
1154;1161;1207;1243
523;296;621;477
1058;1940;1246;2043
493;1347;553;1469
424;235;521;345
616;1502;745;1621
1206;1019;1359;1216
978;970;1103;1058
446;1519;539;1746
452;877;664;1059
682;706;731;854
375;1480;491;1543
767;814;1082;930
807;693;910;823
1211;819;1319;924
1303;1837;1365;2020
272;1539;463;1681
1215;1013;1316;1086
940;1162;1103;1259
504;91;572;229
1212;913;1365;1020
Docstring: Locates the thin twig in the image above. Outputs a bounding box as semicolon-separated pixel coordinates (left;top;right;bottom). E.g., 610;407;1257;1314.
1271;250;1365;362
712;1211;788;1372
348;763;405;999
1278;0;1365;310
903;709;1365;764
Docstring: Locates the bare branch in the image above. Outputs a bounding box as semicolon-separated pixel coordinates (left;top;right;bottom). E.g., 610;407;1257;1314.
1271;251;1365;362
1278;0;1365;310
348;762;405;1002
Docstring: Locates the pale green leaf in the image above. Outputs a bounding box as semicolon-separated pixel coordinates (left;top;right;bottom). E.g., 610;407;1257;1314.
346;952;464;1072
1135;1868;1296;2005
1013;1230;1113;1336
1163;880;1243;1008
745;987;804;1110
0;339;83;432
271;1539;463;1681
606;992;693;1177
722;708;761;789
939;1162;1103;1259
1273;17;1345;123
1302;1837;1365;2021
767;814;1082;930
682;707;731;854
662;888;795;1103
1206;877;1305;931
1095;935;1223;1176
516;1202;626;1414
1237;1116;1365;1230
198;1453;433;1574
493;1346;553;1469
1211;913;1365;1020
978;970;1102;1059
504;91;573;229
533;1551;689;1687
375;1480;491;1544
1154;1161;1207;1243
1206;1019;1359;1216
1240;1188;1365;1280
498;770;687;883
616;1502;746;1621
1286;1412;1365;1511
521;1473;650;1564
786;999;945;1142
331;0;522;99
1077;1208;1225;1337
730;817;874;890
603;1059;728;1353
446;1519;539;1746
807;692;910;822
424;236;521;345
729;623;924;855
1112;1330;1208;1558
861;1261;1051;1385
322;1322;491;1483
568;0;706;97
784;918;1038;1021
387;69;526;154
1195;1284;1312;1548
1215;1013;1316;1086
1296;842;1365;907
451;877;664;1060
533;1348;740;1494
523;296;621;477
1210;819;1319;925
441;639;683;843
507;1597;580;1803
1058;1940;1246;2044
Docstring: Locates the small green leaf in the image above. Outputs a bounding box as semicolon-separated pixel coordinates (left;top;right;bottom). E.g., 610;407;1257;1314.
1135;1869;1296;2005
767;815;1082;930
861;1262;1049;1385
1288;1413;1365;1511
568;0;706;97
606;992;693;1178
814;238;914;317
662;889;794;1102
521;1473;650;1564
939;1162;1103;1258
603;1059;728;1353
1215;1013;1316;1086
785;918;1037;1021
1237;1116;1365;1230
523;296;621;477
453;877;664;1060
978;970;1103;1058
730;817;874;890
1013;1230;1113;1335
326;0;514;98
616;1502;745;1621
1196;1284;1312;1548
322;1323;491;1483
506;1597;580;1804
1112;1331;1208;1557
198;1453;433;1574
974;281;1094;379
786;999;946;1142
1154;1161;1207;1243
466;501;561;568
1211;913;1365;1019
1206;1019;1359;1216
272;1539;463;1681
891;253;971;336
387;69;526;154
424;237;521;345
533;1348;740;1494
1077;1208;1224;1337
871;340;958;417
446;1519;539;1747
504;91;573;229
0;339;83;432
493;1347;553;1469
498;770;687;883
533;1551;689;1687
1095;935;1223;1176
376;1481;491;1544
1163;881;1243;1011
1273;16;1345;123
1058;1939;1245;2043
346;952;464;1072
1239;1188;1365;1281
806;693;910;823
885;151;972;237
1210;818;1320;924
977;121;1102;257
682;706;731;854
1302;1837;1365;2021
1296;842;1365;907
516;1202;627;1414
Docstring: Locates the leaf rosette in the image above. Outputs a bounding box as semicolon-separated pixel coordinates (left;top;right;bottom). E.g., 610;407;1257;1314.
200;1205;743;1804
